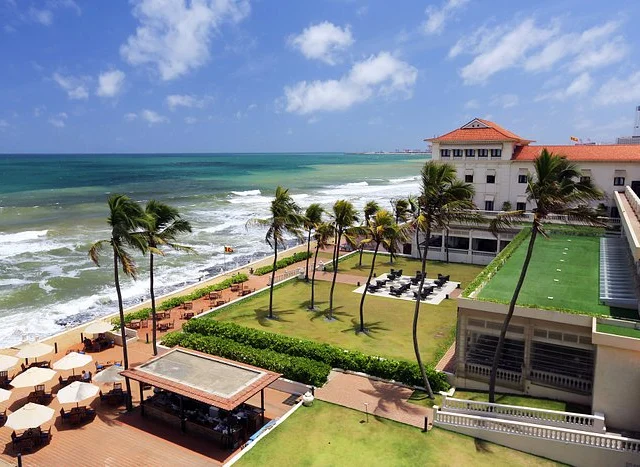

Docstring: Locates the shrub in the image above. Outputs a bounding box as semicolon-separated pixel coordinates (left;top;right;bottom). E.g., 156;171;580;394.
178;319;449;391
161;332;330;386
253;251;312;276
112;307;151;327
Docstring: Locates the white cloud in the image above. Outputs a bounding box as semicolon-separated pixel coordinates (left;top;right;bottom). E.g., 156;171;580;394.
52;72;89;100
423;0;469;35
0;119;8;129
27;1;80;26
464;99;479;109
595;71;640;105
124;112;138;121
288;21;354;65
535;72;593;102
48;112;67;128
284;51;417;115
184;116;197;124
141;109;168;124
490;94;519;108
29;8;53;26
120;0;250;81
356;6;368;17
572;37;628;72
96;70;125;97
33;106;46;117
166;94;204;110
247;103;257;111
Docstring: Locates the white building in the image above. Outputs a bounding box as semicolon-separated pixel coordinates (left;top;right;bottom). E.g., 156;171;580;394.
427;118;640;216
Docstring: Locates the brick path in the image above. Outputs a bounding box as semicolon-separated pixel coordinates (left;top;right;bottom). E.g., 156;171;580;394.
315;371;433;430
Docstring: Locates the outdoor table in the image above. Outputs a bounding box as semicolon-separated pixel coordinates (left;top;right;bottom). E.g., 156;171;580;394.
184;302;193;310
215;300;226;307
208;292;221;300
27;390;52;405
157;321;170;331
28;361;51;369
181;311;194;320
129;319;141;329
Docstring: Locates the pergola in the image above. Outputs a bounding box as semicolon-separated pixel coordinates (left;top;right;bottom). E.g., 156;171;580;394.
121;347;281;432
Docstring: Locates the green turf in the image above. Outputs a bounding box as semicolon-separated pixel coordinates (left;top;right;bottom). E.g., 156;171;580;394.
210;279;457;364
478;235;635;319
596;323;640;339
407;390;567;411
237;401;561;467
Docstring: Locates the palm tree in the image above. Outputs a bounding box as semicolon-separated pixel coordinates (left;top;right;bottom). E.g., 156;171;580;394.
358;201;380;267
144;200;193;356
309;222;333;311
414;161;477;398
391;198;411;224
328;200;358;320
303;203;324;281
357;210;405;334
487;149;603;402
247;186;304;319
88;194;149;411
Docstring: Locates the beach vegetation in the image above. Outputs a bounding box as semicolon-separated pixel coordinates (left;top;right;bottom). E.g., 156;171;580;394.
302;203;324;281
328;199;358;320
252;251;312;276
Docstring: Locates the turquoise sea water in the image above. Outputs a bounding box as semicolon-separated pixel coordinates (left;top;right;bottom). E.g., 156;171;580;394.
0;152;429;347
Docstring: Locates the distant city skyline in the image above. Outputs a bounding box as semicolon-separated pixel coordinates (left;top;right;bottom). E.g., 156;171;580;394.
1;0;640;153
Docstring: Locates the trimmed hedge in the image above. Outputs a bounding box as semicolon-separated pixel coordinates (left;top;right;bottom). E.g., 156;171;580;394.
112;307;152;327
253;251;312;276
177;319;449;391
161;332;330;386
462;227;531;298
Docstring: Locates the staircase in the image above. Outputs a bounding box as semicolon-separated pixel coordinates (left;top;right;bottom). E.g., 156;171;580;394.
599;237;638;309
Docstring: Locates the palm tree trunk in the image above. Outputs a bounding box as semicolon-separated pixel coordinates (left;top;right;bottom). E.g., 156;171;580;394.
445;230;450;264
113;246;133;411
305;229;312;281
310;242;320;310
488;225;538;403
268;242;278;319
359;241;380;333
358;245;364;267
328;229;342;319
150;252;157;356
412;227;434;399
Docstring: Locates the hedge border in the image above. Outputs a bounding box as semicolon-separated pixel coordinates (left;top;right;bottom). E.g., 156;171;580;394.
254;251;312;276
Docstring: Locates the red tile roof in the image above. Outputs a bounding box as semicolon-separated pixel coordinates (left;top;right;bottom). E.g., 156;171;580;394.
426;118;532;143
513;145;640;162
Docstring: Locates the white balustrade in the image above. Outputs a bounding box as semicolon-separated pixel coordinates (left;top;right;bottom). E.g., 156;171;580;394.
529;369;592;394
464;362;523;385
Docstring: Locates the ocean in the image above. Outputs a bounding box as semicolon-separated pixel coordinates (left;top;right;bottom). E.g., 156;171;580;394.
0;152;429;348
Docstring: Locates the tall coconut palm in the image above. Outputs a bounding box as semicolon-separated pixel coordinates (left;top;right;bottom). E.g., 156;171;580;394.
414;161;477;398
303;203;324;281
88;194;149;411
358;201;380;267
328;200;358;320
309;222;333;311
247;186;304;319
487;149;603;402
144;200;193;356
357;210;406;333
391;198;411;224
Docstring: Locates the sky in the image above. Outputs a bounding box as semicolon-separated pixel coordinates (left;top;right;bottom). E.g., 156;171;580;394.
1;0;640;153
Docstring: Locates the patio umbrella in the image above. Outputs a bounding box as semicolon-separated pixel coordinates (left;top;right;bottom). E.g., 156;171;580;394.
92;365;124;384
53;352;92;375
56;381;99;407
0;388;12;404
84;321;113;335
16;342;54;361
5;403;55;431
0;355;18;372
10;367;56;389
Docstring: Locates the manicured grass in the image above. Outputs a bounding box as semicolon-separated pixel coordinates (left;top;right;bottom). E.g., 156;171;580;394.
596;323;640;339
333;251;484;289
478;235;635;319
210;279;456;364
407;390;566;411
237;401;560;467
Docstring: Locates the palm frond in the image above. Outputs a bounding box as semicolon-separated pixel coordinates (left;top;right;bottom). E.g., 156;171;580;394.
88;239;109;267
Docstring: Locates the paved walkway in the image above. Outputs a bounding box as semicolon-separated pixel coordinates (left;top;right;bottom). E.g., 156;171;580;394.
315;371;433;430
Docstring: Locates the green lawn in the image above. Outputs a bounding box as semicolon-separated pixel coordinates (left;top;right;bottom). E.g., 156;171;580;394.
408;390;567;411
333;252;483;289
478;235;636;319
596;323;640;339
237;401;560;467
211;279;456;364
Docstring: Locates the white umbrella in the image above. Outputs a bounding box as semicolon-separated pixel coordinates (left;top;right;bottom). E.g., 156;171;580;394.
10;367;56;388
92;365;124;384
0;355;18;372
56;381;99;407
16;342;54;361
53;352;92;375
0;388;12;404
84;321;113;335
5;403;55;430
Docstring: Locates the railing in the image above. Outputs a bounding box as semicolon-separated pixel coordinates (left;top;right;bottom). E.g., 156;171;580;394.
470;210;620;226
442;397;604;432
464;362;522;385
471;250;497;257
625;186;640;217
434;411;640;453
529;369;592;394
268;268;303;285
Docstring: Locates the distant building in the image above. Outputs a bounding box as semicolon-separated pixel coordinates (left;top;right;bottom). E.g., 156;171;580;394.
617;136;640;145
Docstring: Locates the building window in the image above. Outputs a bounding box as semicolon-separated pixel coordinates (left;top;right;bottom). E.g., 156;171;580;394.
465;174;473;183
478;149;488;158
516;202;526;211
484;200;494;211
446;236;470;250
453;149;463;158
580;176;591;183
518;174;527;183
490;149;502;158
614;177;625;186
440;149;450;158
465;149;475;158
472;238;498;253
486;174;496;184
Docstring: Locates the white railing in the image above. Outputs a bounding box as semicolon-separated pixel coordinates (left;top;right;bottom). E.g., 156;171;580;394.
442;397;605;432
267;268;303;285
434;411;640;453
465;362;522;385
529;369;592;394
471;210;620;226
471;250;497;257
625;186;640;217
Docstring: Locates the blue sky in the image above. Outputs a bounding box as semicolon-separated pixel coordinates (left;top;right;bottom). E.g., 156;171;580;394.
1;0;640;153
